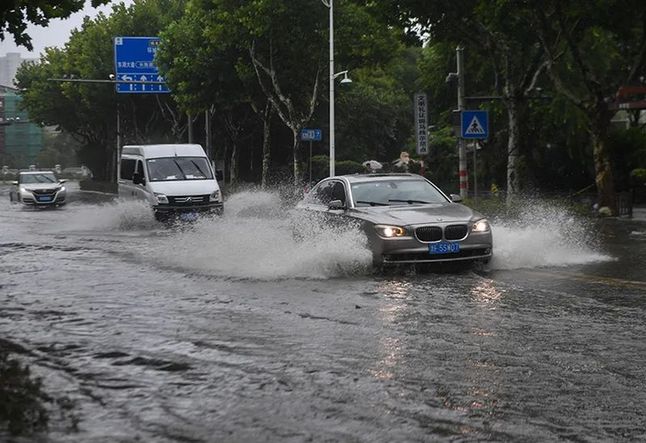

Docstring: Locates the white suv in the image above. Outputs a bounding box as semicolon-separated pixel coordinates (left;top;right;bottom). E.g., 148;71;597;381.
9;171;67;207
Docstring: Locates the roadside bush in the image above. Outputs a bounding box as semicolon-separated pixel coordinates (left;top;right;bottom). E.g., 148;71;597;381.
335;160;364;175
0;348;49;436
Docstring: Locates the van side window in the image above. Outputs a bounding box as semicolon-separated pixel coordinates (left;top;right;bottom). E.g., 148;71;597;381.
120;158;136;180
135;160;144;176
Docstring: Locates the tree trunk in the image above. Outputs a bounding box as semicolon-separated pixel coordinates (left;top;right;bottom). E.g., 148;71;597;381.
506;98;521;205
229;142;238;185
292;129;303;186
261;103;272;189
590;121;617;214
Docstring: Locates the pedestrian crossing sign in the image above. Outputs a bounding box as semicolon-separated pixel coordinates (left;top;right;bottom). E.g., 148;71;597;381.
461;110;489;139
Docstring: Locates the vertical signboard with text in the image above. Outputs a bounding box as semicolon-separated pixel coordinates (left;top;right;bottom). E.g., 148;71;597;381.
414;93;429;155
114;36;169;93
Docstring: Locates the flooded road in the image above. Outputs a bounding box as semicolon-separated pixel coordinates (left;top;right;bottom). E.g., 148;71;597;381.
1;183;645;442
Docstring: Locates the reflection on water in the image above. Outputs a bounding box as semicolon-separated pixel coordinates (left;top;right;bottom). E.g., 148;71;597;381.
370;280;411;381
470;279;504;305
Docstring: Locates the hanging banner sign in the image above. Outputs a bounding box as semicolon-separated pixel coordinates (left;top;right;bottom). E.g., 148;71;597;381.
414;93;429;155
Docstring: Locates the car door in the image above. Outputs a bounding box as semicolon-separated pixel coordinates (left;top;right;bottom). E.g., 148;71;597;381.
118;157;137;200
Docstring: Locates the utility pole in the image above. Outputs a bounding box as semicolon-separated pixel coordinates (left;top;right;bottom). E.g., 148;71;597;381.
187;112;194;144
204;109;212;160
456;46;468;199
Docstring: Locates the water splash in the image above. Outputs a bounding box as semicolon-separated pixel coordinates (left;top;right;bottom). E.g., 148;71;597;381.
148;190;373;280
489;201;611;270
65;199;158;232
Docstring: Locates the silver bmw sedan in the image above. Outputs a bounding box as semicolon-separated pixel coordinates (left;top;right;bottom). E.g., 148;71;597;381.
297;173;493;265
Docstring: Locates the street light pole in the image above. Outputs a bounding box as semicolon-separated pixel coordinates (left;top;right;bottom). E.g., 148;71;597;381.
456;46;468;199
322;0;335;177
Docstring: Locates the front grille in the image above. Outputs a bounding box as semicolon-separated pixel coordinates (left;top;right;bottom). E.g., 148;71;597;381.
445;224;468;240
32;189;57;195
383;248;490;263
167;195;210;206
415;226;442;242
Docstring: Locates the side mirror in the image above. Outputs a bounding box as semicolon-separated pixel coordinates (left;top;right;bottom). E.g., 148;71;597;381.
328;199;345;210
450;194;463;203
11;181;18;186
215;169;224;182
59;179;67;184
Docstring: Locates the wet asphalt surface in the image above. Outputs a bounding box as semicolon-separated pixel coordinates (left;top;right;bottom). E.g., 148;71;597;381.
1;183;645;442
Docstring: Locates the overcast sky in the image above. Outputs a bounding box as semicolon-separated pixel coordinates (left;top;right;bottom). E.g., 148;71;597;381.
0;1;132;59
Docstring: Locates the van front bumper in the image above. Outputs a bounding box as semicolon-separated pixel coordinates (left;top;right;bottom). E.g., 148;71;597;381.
153;202;223;215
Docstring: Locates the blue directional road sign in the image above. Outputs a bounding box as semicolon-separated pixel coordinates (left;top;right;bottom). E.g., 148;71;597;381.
114;36;169;94
300;128;322;142
461;110;489;139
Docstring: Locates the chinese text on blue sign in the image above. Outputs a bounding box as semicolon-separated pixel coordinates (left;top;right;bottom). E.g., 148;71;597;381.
114;36;169;94
300;128;322;142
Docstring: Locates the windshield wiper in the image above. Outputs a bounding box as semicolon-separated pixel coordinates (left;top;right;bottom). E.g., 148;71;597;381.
173;160;188;179
388;199;430;204
189;160;208;178
356;200;390;206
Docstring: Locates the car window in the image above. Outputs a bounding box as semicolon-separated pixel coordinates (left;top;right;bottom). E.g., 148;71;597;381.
351;179;448;206
305;181;334;205
331;181;347;205
19;173;57;184
120;158;136;180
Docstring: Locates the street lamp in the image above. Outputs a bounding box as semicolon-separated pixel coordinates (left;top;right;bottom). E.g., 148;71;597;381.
322;0;352;177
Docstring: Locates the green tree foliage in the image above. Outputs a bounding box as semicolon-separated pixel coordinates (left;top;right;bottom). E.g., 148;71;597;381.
15;0;188;181
36;130;81;168
532;0;646;213
158;0;408;185
0;0;109;49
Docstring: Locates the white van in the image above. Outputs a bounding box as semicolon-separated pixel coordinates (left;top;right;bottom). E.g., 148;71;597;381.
118;144;223;221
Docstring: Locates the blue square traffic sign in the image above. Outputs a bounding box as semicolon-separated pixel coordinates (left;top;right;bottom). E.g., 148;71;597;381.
300;128;322;142
461;110;489;139
114;36;169;94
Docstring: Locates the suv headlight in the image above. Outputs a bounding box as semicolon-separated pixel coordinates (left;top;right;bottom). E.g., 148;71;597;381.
19;187;31;194
472;219;490;233
154;193;169;204
209;190;220;202
57;186;66;193
375;224;408;238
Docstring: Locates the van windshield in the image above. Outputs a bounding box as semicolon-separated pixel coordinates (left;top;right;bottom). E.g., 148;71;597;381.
146;157;213;181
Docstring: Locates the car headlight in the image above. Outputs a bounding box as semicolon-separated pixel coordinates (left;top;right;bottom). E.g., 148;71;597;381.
154;193;169;204
19;187;31;194
209;190;220;202
58;186;66;192
375;224;408;238
472;219;490;233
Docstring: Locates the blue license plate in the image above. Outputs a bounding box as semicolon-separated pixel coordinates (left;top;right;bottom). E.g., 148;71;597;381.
429;242;460;254
37;196;52;202
179;211;198;222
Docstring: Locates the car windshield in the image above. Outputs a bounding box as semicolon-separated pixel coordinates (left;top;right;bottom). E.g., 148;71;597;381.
146;157;213;181
20;173;57;184
351;179;449;206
